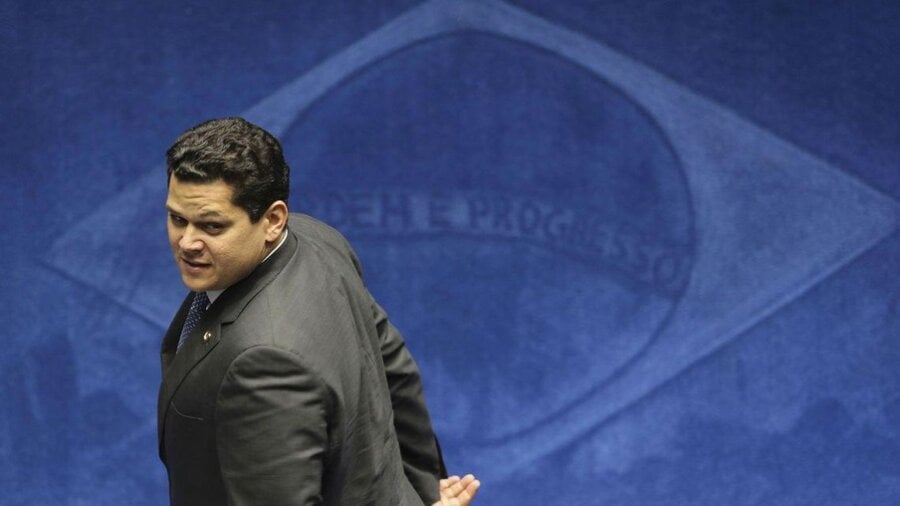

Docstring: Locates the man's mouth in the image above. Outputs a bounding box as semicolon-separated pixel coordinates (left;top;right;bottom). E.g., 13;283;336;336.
180;257;211;272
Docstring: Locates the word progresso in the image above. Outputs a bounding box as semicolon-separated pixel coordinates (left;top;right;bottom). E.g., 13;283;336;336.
301;190;691;296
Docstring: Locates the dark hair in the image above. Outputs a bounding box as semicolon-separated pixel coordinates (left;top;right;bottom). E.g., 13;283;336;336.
166;117;290;222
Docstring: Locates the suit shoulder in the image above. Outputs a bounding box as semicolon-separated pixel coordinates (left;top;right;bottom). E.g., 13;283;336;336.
288;213;351;248
288;213;365;278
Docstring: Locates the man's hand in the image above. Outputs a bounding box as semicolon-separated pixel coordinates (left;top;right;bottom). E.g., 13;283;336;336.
433;474;480;506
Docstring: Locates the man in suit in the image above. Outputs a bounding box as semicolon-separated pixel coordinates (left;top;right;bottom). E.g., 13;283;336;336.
158;117;479;505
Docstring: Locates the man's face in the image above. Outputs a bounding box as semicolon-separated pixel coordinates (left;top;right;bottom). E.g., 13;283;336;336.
166;176;273;292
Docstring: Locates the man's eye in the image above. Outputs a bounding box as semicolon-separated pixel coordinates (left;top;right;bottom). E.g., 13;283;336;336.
203;223;224;233
170;214;187;226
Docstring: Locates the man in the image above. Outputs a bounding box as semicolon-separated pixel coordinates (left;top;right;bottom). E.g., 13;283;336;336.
157;117;478;505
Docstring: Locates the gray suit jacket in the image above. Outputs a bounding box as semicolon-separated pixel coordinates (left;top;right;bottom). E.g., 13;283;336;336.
158;214;444;505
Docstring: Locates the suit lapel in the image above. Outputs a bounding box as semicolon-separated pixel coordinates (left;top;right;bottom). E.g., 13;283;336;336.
160;294;192;370
156;294;225;452
157;230;300;452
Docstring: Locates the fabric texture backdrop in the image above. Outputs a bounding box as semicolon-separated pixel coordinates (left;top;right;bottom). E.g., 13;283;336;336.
3;1;899;504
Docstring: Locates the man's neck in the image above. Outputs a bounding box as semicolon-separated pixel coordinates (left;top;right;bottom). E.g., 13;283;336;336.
262;230;288;263
207;230;288;304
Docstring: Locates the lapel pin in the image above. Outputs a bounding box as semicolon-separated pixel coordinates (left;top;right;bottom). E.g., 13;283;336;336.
203;331;212;343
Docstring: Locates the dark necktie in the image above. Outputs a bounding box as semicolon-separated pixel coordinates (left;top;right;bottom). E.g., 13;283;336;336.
177;291;210;351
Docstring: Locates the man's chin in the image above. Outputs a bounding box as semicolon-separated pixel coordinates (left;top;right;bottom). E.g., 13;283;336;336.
180;273;216;292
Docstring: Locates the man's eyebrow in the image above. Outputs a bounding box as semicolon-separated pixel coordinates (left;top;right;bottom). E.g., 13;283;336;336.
164;206;225;219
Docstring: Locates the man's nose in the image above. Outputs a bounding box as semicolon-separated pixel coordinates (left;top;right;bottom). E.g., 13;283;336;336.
178;226;204;251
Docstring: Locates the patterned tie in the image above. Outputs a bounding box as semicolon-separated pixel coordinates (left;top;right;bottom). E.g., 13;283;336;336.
177;292;210;351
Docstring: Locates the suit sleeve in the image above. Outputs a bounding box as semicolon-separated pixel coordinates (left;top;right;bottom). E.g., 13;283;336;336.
215;346;330;506
325;222;445;503
374;300;446;504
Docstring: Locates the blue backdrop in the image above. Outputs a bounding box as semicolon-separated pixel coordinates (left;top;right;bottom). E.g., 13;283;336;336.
3;1;899;504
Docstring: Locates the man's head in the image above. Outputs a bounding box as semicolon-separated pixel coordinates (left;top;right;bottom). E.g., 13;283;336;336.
165;118;290;292
166;117;289;220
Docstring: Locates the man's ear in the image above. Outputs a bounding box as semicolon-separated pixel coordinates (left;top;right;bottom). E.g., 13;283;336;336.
263;200;289;242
